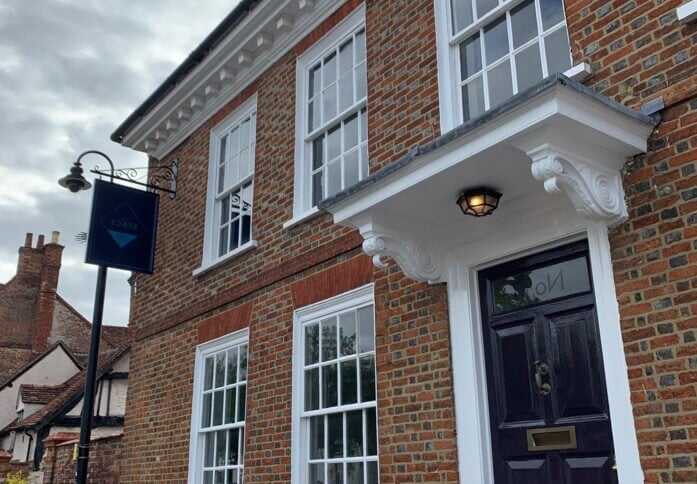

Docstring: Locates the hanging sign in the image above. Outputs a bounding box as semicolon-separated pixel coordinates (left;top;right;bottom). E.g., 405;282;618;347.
85;179;159;273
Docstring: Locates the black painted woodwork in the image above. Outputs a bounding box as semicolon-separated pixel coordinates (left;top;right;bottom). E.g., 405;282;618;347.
479;241;617;484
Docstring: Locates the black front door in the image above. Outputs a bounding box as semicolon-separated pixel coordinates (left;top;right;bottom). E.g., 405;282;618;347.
479;241;617;484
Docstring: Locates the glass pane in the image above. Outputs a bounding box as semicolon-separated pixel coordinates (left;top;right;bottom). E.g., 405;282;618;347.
230;219;239;251
487;61;513;108
462;76;485;121
327;160;342;197
215;429;226;466
204;357;214;390
347;463;363;484
491;255;591;313
327;126;341;161
213;391;224;426
309;99;321;132
313;136;324;170
203;471;213;484
515;43;542;92
360;108;368;141
310;415;325;459
202;393;212;427
240;117;250;145
310;463;325;484
322;364;338;408
309;65;321;97
323;84;337;122
227;470;238;484
215;470;225;484
215;353;226;387
361;145;368;180
344;149;359;189
355;61;367;101
225;388;236;424
328;463;344;484
511;0;537;49
541;0;565;30
324;52;337;87
339;74;354;112
367;461;378;484
239;147;250;179
339;39;353;75
476;0;498;18
305;368;320;411
459;34;482;80
321;318;337;361
312;172;324;206
220;196;230;225
357;306;375;352
341;360;358;405
346;410;363;457
228;428;240;465
344;114;358;149
227;348;239;384
360;356;376;403
339;311;357;356
204;433;215;467
239;345;248;380
219;225;229;257
237;384;246;422
544;28;571;75
451;0;473;32
305;324;320;365
219;135;227;165
328;413;343;458
483;15;508;65
356;30;366;61
366;407;377;455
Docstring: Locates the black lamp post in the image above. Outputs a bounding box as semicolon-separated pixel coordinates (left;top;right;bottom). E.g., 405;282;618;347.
59;151;114;484
59;150;175;483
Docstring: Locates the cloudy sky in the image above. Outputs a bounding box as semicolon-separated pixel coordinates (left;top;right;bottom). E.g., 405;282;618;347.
0;0;237;326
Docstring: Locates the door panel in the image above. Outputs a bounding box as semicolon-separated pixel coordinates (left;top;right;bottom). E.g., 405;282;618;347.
479;241;617;484
546;308;609;421
491;322;544;426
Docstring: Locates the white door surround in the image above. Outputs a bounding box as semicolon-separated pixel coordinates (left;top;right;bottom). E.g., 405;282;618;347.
321;78;656;483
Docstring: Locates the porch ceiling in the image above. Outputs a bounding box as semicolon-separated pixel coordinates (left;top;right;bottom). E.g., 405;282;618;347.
320;75;657;282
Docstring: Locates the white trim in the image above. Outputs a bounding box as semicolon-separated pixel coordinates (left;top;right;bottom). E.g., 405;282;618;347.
201;95;257;271
677;0;697;22
193;239;259;277
565;62;592;83
446;215;642;483
120;0;348;159
188;328;249;484
282;206;322;230
291;283;376;484
292;4;367;219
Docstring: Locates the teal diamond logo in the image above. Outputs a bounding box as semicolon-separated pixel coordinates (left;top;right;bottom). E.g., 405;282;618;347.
101;203;145;249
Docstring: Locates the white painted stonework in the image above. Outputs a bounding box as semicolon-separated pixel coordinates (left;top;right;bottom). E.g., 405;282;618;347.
323;82;655;483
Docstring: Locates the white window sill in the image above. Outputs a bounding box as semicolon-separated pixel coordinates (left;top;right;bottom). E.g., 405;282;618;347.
193;240;259;277
564;62;592;83
282;207;322;230
678;1;697;22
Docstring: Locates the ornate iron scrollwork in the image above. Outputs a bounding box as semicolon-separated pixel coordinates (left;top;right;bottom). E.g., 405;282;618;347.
92;158;179;197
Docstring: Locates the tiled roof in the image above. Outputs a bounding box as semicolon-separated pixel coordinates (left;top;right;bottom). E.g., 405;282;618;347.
19;384;67;405
101;326;130;348
0;342;81;391
6;343;130;433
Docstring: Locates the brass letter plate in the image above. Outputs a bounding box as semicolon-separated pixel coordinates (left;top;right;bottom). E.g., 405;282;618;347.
526;426;577;452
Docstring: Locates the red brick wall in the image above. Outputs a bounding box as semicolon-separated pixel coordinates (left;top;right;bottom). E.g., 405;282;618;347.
42;435;123;484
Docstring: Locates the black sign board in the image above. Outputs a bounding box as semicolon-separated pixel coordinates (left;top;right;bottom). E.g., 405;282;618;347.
86;179;159;273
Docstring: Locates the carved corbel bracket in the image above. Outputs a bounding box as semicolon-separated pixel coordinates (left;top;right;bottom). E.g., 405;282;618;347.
361;230;442;284
527;145;628;226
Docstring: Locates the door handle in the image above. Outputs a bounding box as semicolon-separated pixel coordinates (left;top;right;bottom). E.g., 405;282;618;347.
533;360;551;396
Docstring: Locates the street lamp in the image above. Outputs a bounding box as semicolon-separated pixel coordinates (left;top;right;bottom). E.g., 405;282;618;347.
58;150;174;484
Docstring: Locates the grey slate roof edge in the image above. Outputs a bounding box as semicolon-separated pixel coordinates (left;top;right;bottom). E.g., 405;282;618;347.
319;73;658;211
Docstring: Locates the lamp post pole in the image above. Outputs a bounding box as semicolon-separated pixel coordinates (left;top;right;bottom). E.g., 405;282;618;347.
59;150;115;484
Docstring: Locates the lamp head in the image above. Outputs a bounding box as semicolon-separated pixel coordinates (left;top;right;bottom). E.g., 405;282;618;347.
58;162;92;193
456;187;501;217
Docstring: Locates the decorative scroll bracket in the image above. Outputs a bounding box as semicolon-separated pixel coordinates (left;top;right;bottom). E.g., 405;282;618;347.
92;158;179;198
526;144;628;226
360;225;442;284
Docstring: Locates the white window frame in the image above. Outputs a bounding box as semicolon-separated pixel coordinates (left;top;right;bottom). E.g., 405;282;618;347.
435;0;580;132
197;95;259;275
188;329;249;484
286;5;367;229
291;283;379;483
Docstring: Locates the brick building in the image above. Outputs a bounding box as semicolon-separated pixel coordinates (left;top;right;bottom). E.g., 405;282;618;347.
111;1;697;482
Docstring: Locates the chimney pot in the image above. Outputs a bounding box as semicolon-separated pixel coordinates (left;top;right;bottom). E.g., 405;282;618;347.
24;233;33;247
37;234;45;249
50;231;60;244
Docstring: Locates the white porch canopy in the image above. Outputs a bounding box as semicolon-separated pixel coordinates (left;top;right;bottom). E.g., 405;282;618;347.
320;75;657;283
